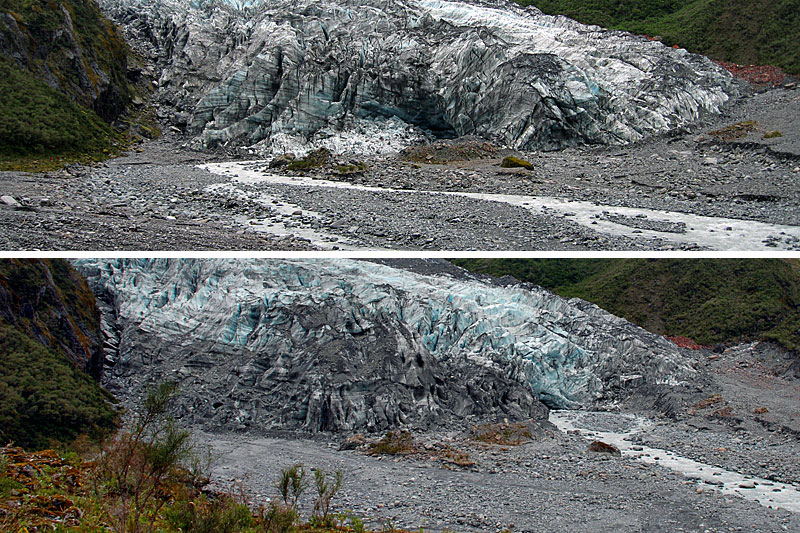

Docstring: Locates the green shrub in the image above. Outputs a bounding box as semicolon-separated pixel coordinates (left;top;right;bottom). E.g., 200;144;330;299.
0;56;121;162
515;0;800;75
286;148;331;171
311;468;343;525
0;324;118;449
368;431;417;455
274;463;308;509
262;501;299;533
94;381;194;532
165;494;254;533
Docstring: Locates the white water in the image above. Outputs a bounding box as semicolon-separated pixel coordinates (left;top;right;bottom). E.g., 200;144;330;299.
201;161;800;251
550;410;800;514
205;182;365;250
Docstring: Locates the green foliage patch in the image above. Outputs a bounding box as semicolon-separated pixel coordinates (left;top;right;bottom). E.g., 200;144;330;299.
0;324;118;449
452;259;800;351
0;0;136;167
0;56;122;165
516;0;800;75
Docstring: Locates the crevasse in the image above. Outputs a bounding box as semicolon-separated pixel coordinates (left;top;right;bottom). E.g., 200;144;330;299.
74;259;694;410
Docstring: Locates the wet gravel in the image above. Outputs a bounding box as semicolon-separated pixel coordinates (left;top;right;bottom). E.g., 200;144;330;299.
193;415;799;533
0;88;798;251
179;339;800;533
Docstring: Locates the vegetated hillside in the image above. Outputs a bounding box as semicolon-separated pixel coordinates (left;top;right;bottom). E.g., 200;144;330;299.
0;0;137;167
0;259;117;448
451;259;800;352
0;56;120;159
517;0;800;75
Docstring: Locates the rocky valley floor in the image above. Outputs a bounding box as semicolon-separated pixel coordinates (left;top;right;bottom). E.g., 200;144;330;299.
1;89;799;251
192;342;800;533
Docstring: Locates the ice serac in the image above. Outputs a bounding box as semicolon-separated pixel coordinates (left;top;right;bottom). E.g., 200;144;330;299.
100;0;741;153
74;259;695;433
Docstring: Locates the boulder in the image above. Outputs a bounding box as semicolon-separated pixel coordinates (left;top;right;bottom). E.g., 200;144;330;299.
588;440;621;457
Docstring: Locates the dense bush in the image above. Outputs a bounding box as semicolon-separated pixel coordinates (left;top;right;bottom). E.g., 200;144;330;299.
0;57;120;158
0;324;118;449
452;258;800;351
516;0;800;75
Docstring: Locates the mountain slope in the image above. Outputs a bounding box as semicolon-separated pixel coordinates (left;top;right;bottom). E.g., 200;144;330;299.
518;0;800;75
451;259;800;351
0;259;117;448
0;0;135;166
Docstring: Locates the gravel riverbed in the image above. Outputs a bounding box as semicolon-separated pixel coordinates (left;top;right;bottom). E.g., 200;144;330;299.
181;341;800;533
1;88;798;251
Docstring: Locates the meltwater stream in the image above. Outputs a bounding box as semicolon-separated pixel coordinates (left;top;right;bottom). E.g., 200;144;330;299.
201;162;800;251
550;411;800;514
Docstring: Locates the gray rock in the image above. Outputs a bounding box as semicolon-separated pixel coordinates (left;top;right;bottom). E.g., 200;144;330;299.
1;195;21;207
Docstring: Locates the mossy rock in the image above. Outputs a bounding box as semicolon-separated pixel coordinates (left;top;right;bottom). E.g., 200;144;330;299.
500;155;534;170
333;162;369;175
286;148;331;171
709;121;757;141
763;130;783;139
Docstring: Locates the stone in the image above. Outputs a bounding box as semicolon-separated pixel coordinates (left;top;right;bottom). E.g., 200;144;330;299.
501;156;535;170
1;195;21;207
588;440;621;457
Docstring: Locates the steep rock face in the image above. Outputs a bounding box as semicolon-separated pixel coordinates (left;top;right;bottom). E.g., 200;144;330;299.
100;0;741;152
0;0;131;121
0;259;104;378
74;259;695;433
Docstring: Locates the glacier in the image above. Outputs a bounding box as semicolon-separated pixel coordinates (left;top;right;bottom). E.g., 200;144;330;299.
74;258;695;432
101;0;742;153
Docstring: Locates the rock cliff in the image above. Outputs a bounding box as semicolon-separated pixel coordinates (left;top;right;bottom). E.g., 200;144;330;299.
0;259;104;377
75;258;696;433
0;259;116;448
99;0;742;153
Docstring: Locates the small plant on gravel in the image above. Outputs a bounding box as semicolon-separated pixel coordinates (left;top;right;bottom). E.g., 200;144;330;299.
712;406;735;418
471;421;533;445
368;431;417;455
500;155;534;170
275;463;308;509
334;510;366;533
708;120;757;141
262;501;300;533
311;468;343;525
753;406;769;414
438;445;474;468
333;162;369;175
694;393;723;410
286;148;331;171
763;130;783;139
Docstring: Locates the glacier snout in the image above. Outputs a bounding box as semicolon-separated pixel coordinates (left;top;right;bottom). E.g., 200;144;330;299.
75;259;696;433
